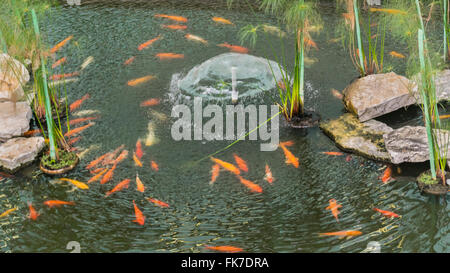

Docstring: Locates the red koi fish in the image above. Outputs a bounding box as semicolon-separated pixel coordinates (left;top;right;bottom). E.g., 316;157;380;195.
43;200;75;208
28;202;40;220
326;199;342;222
135;140;144;160
210;157;240;175
264;164;274;184
64;123;94;138
123;56;135;66
50;35;73;53
237;175;263;193
151;160;159;171
233;153;248;172
140;98;160;107
132;200;145;225
136;174;145;193
147;198;170;208
319;230;362;238
161;24;187;30
70;94;90;112
138;35;162;51
49;72;80;81
105;179;131;197
373;207;400;218
154;14;188;23
52;57;67;69
204;245;243;253
156;53;185;60
217;42;249;53
210;164;220;185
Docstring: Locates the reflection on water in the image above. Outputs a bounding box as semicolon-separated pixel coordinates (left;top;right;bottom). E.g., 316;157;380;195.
0;0;448;253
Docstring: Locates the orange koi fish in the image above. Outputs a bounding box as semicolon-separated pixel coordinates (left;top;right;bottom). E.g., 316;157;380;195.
331;88;343;100
322;151;344;156
319;230;362;238
204;245;243;253
156;53;185;60
326;199;342;222
127;75;156;87
23;129;42;137
132;200;145;225
50;35;73;53
237;175;263;193
233;153;248;172
279;144;299;168
217;42;249;54
304;37;318;50
27;202;40;220
133;152;143;167
49;71;80;81
151;160;159;171
369;8;407;15
59;178;89;190
439;114;450;119
70;94;90;112
212;17;234;25
136;140;144;160
154;14;188;23
0;207;17;218
277;80;286;90
111;150;129;166
373;207;400;218
43;200;75;208
124;56;135;66
136;174;145;193
161;24;187;30
88;168;108;183
68;116;98;126
68;136;81;146
90;167;105;174
279;140;294;147
185;34;208;45
102;145;126;166
52;57;67;69
389;51;406;58
140;98;160;107
147;198;170;208
105;179;131;197
64;123;94;138
380;165;393;183
210;157;240;175
264;164;274;184
210;164;220;185
86;152;110;169
101;164;117;184
138;35;162;51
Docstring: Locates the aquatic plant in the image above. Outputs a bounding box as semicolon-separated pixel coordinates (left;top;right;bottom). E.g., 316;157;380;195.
441;0;450;61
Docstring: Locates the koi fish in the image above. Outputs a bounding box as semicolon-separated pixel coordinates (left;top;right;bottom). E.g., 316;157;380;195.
105;179;131;197
132;200;145;225
331;88;343;100
156;53;185;60
277;80;286;90
127;75;156;87
101;163;117;184
86;152;110;169
50;35;73;53
319;230;362;238
73;109;100;117
68;136;81;146
23;129;42;137
58;178;89;190
136;140;144;160
217;42;249;54
210;157;240;175
262;24;286;38
279;140;294;147
345;155;352;162
380;165;393;183
52;57;67;69
204;245;243;253
90;167;106;174
212;17;234;25
210;164;220;185
133;152;143;167
111;150;129;166
136;174;145;193
43;200;75;208
233;153;248;172
373;207;400;218
237;175;263;193
123;56;136;66
369;8;407;15
0;207;17;218
304;37;318;50
154;14;188;23
279;144;299;168
88;168;108;183
151;160;159;171
326;199;342;222
70;94;90;112
147;198;170;208
68;116;98;127
439;114;450;119
145;121;159;146
389;51;406;58
264;164;274;184
161;24;187;30
185;34;208;45
49;72;80;81
138;35;162;51
79;56;94;71
102;145;126;166
27;202;40;220
322;151;344;156
140;98;160;107
64;122;94;138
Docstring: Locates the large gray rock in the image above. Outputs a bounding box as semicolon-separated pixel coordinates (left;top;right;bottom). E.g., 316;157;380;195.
0;137;45;172
384;126;450;164
0;101;32;142
320;113;393;161
0;54;30;102
343;72;417;122
410;69;450;103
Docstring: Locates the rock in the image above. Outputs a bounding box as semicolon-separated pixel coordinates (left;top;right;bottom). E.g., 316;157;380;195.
0;137;45;172
0;101;32;142
343;72;417;122
383;126;450;164
410;69;450;103
320;113;393;161
0;53;30;102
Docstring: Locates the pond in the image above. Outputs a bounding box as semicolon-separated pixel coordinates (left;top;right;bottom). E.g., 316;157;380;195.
0;0;448;253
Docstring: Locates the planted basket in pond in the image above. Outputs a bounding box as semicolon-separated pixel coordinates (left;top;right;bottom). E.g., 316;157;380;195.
416;170;449;195
40;149;79;175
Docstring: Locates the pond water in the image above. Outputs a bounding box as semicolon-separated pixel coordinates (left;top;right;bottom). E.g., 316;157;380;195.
0;0;449;253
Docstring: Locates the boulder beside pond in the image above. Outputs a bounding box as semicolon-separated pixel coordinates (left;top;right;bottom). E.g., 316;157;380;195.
0;101;32;142
0;137;45;172
0;53;30;102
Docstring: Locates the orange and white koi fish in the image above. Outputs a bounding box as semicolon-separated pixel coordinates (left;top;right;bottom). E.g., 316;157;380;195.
264;164;274;184
52;57;67;69
147;198;170;208
49;71;80;81
43;200;75;208
212;17;234;25
133;152;143;167
105;179;131;197
138;35;162;51
389;51;406;58
156;53;185;60
59;178;89;190
233;153;248;172
154;14;188;23
86;152;110;169
135;140;144;160
279;140;294;147
123;56;135;66
322;151;344;156
319;230;362;238
68;116;98;126
140;98;160;107
101;163;117;184
132;200;145;225
331;88;343;100
210;164;220;185
373;207;400;218
326;199;342;222
217;42;249;54
380;165;393;183
279;144;299;168
0;207;17;218
185;34;208;45
204;245;243;253
161;24;187;30
210;157;240;175
151;160;159;171
369;8;407;15
88;168;108;183
111;150;129;166
70;94;90;112
23;129;42;137
28;202;40;220
50;35;73;53
136;174;145;193
64;122;94;138
237;175;263;193
127;75;156;87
